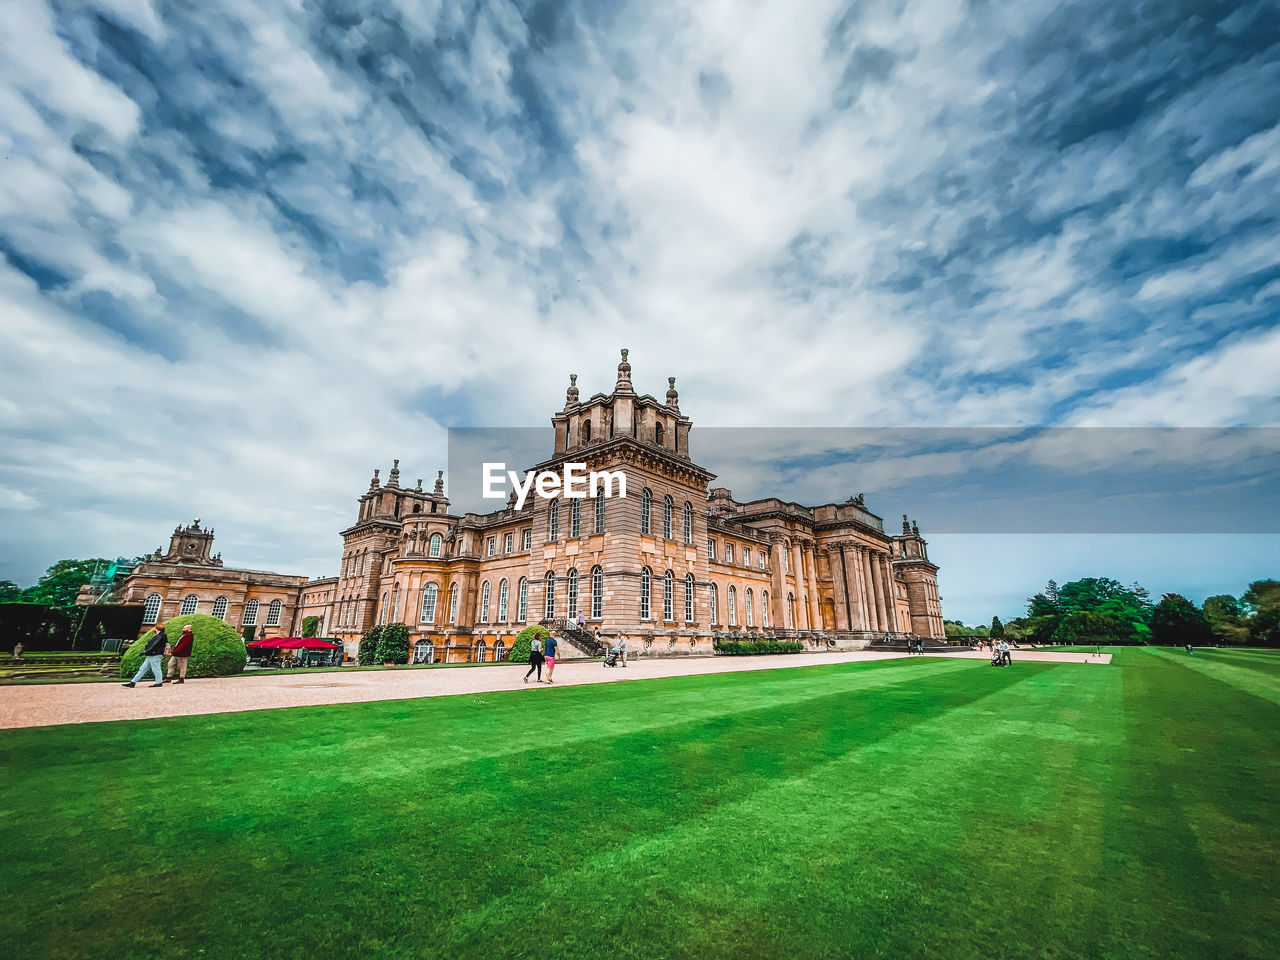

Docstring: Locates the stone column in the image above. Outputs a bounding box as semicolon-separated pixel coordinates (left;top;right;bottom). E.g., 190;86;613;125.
857;547;874;630
769;536;787;631
804;542;820;631
790;539;807;630
884;555;900;633
830;545;851;631
871;551;888;632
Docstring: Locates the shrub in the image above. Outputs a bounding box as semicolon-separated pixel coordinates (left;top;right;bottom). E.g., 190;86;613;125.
301;616;320;638
119;614;247;679
358;626;383;666
375;623;410;665
715;640;803;656
509;625;548;664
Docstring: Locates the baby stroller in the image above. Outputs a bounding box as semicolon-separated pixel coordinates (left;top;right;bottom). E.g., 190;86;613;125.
990;650;1006;667
603;647;622;668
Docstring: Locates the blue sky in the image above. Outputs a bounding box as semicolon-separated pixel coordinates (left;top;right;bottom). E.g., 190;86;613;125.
1;0;1277;622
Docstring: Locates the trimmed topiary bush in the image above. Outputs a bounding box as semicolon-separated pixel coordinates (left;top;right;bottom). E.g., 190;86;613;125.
714;640;804;656
509;625;548;664
119;614;248;679
375;623;410;665
358;626;383;666
300;616;320;638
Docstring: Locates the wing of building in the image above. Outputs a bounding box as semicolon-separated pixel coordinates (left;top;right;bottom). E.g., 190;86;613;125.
109;351;942;659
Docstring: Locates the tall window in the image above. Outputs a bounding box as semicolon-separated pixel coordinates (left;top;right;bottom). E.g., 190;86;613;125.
420;583;438;623
476;640;487;663
641;488;652;535
663;496;673;539
549;501;560;542
787;593;795;629
243;598;259;627
449;583;459;624
495;640;508;662
498;579;509;621
640;567;652;619
743;548;750;567
517;578;528;621
487;537;495;557
143;594;162;623
570;500;581;538
684;574;694;622
709;583;718;623
582;417;592;443
745;588;754;627
683;502;692;544
429;534;442;558
266;599;283;627
212;596;228;621
480;581;491;622
594;496;605;534
728;586;737;626
726;544;734;564
505;533;513;553
707;538;716;560
784;549;790;573
762;591;770;627
760;552;766;570
380;593;388;624
591;566;603;619
663;570;674;621
544;571;556;619
567;568;579;620
655;422;664;446
523;529;531;550
392;583;401;621
180;595;198;616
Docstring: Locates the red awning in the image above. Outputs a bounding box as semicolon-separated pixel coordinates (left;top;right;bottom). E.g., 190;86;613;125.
274;638;341;650
246;638;291;649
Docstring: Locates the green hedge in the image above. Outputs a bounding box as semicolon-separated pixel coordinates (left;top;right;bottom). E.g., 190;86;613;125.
358;626;383;666
300;616;320;638
120;614;247;679
375;623;410;665
715;640;804;656
509;625;548;664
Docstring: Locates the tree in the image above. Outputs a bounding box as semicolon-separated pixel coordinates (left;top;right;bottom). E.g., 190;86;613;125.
1203;594;1247;645
0;580;21;602
375;623;410;664
943;620;967;637
358;626;383;666
1051;611;1136;646
1056;578;1152;640
1045;579;1059;604
990;616;1005;639
19;558;110;611
1027;593;1059;618
300;616;320;638
1242;580;1280;647
1149;594;1213;647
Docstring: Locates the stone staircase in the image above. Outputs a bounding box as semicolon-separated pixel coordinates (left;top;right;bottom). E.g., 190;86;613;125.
539;618;608;657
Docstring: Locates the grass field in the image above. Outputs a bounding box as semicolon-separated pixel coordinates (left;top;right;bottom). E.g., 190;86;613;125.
1;648;1277;959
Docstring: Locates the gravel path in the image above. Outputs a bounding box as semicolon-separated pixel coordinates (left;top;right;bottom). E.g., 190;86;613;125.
0;649;1108;730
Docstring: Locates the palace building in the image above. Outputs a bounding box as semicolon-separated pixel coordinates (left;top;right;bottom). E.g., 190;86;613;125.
108;351;943;660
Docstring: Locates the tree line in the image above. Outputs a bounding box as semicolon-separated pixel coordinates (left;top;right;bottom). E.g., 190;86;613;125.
945;577;1280;647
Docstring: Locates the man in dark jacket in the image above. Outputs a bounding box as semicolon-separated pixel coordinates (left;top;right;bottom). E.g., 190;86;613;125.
123;628;168;688
165;624;195;684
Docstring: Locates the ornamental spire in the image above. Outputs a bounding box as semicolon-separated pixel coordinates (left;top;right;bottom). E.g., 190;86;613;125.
615;347;634;394
565;373;579;408
387;459;400;488
369;468;380;491
666;376;679;409
433;470;445;495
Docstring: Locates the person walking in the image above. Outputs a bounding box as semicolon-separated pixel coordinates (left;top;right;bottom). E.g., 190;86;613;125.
123;628;168;688
615;633;628;667
999;639;1011;666
524;635;544;683
917;637;925;656
165;624;195;684
544;632;559;683
576;611;585;632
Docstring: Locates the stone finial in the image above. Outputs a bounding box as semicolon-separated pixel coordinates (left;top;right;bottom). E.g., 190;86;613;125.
434;470;445;495
903;514;911;534
615;347;633;393
912;520;920;535
666;376;679;409
566;373;579;407
415;478;423;493
387;459;401;487
369;468;380;490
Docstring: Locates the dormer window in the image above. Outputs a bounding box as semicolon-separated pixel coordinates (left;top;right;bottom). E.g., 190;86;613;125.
655;422;665;446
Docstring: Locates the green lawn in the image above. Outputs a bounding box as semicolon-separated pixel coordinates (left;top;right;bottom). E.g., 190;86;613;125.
1;648;1276;959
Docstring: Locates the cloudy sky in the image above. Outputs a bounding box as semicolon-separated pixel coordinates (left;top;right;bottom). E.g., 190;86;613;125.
1;0;1277;621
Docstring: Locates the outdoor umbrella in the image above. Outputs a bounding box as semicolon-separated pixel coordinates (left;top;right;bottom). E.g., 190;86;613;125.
274;639;341;650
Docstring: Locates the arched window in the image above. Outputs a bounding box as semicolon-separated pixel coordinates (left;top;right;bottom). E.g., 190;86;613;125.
683;502;692;544
180;595;198;617
709;583;719;624
570;499;581;538
517;578;528;621
448;583;459;624
414;641;435;664
762;591;770;628
212;596;229;621
640;567;652;619
567;568;579;620
582;418;592;444
544;571;556;619
787;593;795;629
266;599;283;627
663;570;674;621
243;598;259;627
655;422;664;446
728;586;737;626
495;640;508;662
640;488;651;535
420;582;438;623
412;503;421;513
429;534;442;558
498;578;509;621
594;495;605;534
143;594;162;624
591;565;603;619
380;593;389;624
480;581;491;622
476;640;487;663
684;574;694;622
745;588;754;627
392;583;401;621
663;496;673;539
549;501;560;542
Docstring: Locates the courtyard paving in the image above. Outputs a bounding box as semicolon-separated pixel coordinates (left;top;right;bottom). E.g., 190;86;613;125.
0;648;1108;730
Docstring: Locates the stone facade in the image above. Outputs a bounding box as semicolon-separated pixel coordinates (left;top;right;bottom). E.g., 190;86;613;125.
105;353;943;657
